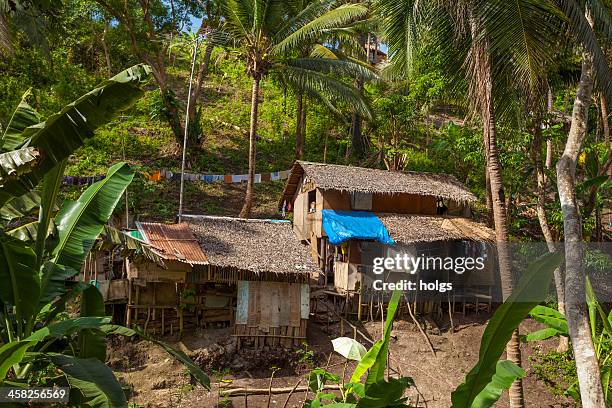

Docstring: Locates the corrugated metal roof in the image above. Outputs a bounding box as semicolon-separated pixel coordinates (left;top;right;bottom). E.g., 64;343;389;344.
136;222;209;265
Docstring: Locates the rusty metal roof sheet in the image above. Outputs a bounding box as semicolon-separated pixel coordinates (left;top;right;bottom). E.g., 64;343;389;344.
136;222;209;265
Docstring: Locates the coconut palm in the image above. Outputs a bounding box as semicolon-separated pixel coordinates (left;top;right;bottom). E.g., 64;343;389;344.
219;0;376;218
376;0;611;406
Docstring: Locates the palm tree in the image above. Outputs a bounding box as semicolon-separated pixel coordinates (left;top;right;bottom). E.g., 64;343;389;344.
377;0;612;406
219;0;375;218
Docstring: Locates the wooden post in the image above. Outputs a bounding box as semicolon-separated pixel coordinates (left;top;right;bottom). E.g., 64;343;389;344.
357;274;363;321
161;308;165;335
126;279;133;327
179;308;184;333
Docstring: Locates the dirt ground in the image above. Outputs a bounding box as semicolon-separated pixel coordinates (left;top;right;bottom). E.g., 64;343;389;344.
109;313;575;408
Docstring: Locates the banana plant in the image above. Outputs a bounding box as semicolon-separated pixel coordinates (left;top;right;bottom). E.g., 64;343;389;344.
304;290;415;407
451;252;564;408
0;67;210;407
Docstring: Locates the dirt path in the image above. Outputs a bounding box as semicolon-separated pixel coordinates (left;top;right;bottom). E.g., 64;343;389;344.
111;315;574;407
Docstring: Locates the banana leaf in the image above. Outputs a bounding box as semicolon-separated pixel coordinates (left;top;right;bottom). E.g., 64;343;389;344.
48;354;127;408
0;88;40;152
0;235;39;333
0;191;40;224
51;162;134;271
350;289;401;387
529;305;569;335
6;220;56;242
26;317;111;342
97;224;164;267
450;252;564;408
0;147;40;185
37;263;79;310
471;360;525;408
77;286;107;362
0;64;150;204
0;340;36;380
1;88;41;152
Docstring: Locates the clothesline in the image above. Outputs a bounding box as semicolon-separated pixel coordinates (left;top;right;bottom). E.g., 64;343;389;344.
62;168;292;185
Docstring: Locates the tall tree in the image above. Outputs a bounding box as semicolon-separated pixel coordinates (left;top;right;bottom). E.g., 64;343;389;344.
219;0;374;218
95;0;219;146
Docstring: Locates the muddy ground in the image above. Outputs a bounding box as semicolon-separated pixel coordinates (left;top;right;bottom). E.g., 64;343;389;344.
109;313;574;408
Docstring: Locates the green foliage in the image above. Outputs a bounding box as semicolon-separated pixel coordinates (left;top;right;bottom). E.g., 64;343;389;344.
530;350;576;397
304;290;414;407
451;252;564;408
525;275;612;404
0;75;210;406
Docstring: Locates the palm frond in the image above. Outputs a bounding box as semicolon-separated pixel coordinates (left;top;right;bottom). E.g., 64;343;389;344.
590;0;612;40
274;0;335;43
278;64;373;120
477;0;563;91
555;0;612;98
273;4;368;55
219;0;254;40
290;57;380;82
374;0;422;78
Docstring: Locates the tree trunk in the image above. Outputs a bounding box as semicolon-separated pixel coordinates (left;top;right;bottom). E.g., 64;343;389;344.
351;110;364;157
101;19;112;77
188;41;214;122
469;11;524;406
533;109;568;352
484;97;525;408
295;93;306;159
239;78;260;219
601;94;610;178
556;8;605;407
149;64;184;145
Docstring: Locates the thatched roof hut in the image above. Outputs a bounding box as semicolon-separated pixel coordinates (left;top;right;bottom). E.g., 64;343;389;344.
280;161;477;207
378;214;495;244
186;215;319;279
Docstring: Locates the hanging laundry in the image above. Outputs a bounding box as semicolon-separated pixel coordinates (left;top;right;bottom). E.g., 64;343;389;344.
254;174;261;183
148;170;161;181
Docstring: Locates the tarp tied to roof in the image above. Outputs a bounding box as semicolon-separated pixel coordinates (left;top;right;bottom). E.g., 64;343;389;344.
322;210;395;245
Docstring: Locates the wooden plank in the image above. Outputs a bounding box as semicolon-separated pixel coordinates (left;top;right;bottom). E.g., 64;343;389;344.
259;282;271;333
236;281;249;325
300;284;310;320
289;284;301;327
247;281;259;327
279;284;290;327
270;283;280;328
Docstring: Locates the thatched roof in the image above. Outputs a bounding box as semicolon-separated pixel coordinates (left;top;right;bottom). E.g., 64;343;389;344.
378;214;495;244
136;222;209;265
280;161;477;207
186;215;319;276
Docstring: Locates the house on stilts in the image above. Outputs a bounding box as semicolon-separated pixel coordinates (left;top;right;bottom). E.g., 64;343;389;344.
279;161;498;318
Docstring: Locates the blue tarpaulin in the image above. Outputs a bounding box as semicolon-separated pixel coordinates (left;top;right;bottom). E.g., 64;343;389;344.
321;210;395;245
